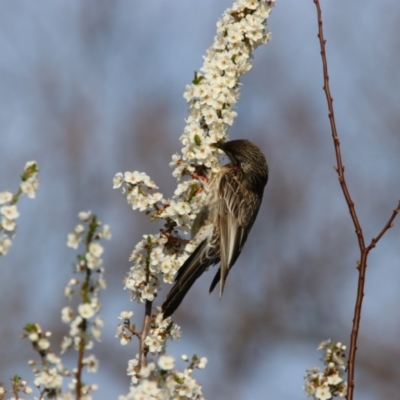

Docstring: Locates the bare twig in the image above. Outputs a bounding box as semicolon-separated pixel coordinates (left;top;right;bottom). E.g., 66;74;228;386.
366;202;400;251
313;0;365;249
312;1;400;399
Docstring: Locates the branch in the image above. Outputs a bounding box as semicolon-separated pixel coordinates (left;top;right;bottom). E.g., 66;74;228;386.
114;0;277;385
313;0;365;250
366;201;400;251
138;300;152;369
76;319;86;400
312;1;400;399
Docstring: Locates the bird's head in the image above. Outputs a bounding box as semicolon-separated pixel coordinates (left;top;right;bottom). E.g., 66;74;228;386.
213;139;269;190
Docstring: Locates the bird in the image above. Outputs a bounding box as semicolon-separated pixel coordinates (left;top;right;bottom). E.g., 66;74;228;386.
161;139;268;318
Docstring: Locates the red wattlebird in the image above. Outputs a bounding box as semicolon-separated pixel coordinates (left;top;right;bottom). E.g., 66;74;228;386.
162;139;268;318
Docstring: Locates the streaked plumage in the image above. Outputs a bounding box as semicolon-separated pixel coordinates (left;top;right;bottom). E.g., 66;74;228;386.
162;139;268;318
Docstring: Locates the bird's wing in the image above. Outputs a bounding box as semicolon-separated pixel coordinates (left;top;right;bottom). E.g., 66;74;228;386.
209;169;253;296
162;239;208;318
162;224;219;318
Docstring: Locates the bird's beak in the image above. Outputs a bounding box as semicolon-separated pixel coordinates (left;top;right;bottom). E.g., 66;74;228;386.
212;142;237;165
212;141;224;150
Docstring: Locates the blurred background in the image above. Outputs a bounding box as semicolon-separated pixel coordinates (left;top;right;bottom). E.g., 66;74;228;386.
1;1;400;399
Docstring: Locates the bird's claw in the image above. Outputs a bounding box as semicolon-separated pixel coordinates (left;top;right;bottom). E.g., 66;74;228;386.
160;230;189;245
192;165;209;183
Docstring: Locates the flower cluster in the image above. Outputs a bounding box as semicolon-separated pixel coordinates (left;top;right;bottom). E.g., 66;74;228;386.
20;212;110;399
117;310;207;399
177;0;275;178
116;309;180;353
119;354;208;400
143;312;181;355
22;323;70;399
304;339;347;400
121;233;193;304
0;375;33;400
0;161;39;256
66;210;111;272
113;171;164;216
62;212;109;386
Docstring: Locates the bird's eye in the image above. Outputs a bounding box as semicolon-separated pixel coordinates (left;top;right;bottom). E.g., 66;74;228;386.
233;164;239;171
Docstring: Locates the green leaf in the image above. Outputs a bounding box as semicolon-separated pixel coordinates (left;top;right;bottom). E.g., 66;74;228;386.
23;323;36;333
193;134;201;146
192;71;204;85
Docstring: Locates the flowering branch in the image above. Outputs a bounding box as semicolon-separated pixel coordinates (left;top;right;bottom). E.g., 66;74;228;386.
19;211;110;400
22;323;67;399
0;161;39;256
114;0;276;396
304;340;347;399
312;1;400;399
67;212;110;399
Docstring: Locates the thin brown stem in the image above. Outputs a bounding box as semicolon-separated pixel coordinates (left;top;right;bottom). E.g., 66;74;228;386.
346;202;400;399
313;1;400;399
366;201;400;251
313;0;365;250
12;378;20;400
125;324;141;339
76;318;87;400
138;300;152;369
76;233;94;399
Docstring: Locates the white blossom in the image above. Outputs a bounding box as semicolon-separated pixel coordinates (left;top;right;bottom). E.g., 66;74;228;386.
0;235;12;255
78;211;92;221
86;253;102;270
119;311;133;320
61;336;73;353
20;178;39;199
24;160;36;170
144;334;163;354
0;204;19;219
88;242;104;258
198;357;208;369
67;233;81;249
100;224;112;239
113;172;124;188
28;332;39;342
83;355;99;373
46;352;61;365
75;224;85;233
61;306;74;324
158;355;175;370
1;217;16;231
304;339;347;399
315;386;332;400
34;368;63;390
0;191;12;204
37;338;50;350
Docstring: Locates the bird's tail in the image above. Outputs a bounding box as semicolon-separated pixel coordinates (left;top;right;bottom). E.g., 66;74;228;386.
162;239;209;318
